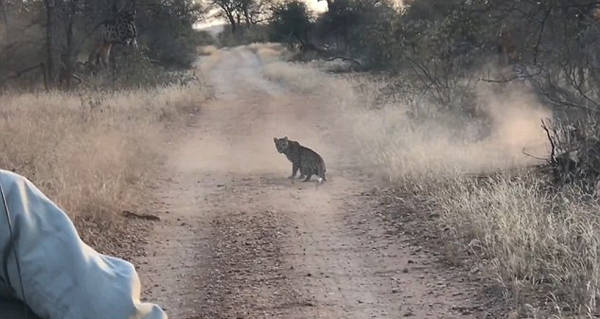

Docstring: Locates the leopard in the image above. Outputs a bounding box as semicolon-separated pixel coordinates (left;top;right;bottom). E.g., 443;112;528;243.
274;136;327;184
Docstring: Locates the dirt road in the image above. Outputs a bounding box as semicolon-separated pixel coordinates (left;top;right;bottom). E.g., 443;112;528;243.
137;47;481;319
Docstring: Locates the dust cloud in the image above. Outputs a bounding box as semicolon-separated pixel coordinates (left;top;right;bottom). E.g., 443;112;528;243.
191;43;552;184
336;74;552;181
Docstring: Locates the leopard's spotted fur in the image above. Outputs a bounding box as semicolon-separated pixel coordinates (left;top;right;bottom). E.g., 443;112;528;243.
274;136;327;184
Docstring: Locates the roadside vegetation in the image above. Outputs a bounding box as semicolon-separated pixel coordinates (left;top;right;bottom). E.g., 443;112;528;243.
0;0;217;258
6;0;600;315
213;0;600;316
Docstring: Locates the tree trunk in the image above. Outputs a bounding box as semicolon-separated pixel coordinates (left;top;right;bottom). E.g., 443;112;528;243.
45;0;62;89
59;0;81;90
225;10;237;34
0;0;7;32
243;7;251;29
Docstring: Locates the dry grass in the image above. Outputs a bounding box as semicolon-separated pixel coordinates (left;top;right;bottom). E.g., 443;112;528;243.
262;61;331;94
0;72;209;224
196;47;223;74
349;88;549;182
247;42;296;65
256;47;283;65
196;45;219;56
247;42;284;53
197;45;219;56
437;174;600;316
349;84;600;316
307;58;358;73
262;50;600;316
347;83;600;315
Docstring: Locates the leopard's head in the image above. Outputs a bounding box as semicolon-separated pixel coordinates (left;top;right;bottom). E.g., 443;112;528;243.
274;136;289;153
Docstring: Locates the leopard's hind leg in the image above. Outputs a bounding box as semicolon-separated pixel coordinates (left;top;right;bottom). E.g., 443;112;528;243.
303;173;313;182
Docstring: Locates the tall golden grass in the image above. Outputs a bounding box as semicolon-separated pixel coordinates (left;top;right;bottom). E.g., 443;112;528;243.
0;68;210;225
259;46;600;316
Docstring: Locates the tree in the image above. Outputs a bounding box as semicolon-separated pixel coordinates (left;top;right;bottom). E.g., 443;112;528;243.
0;0;8;30
1;0;207;90
213;0;269;33
269;0;312;48
238;0;271;26
136;0;206;68
213;0;239;33
44;0;61;87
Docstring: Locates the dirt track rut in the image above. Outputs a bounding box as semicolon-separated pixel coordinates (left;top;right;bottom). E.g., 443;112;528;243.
137;47;480;319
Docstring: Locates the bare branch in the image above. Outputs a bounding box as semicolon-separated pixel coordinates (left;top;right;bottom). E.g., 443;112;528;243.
522;147;548;161
541;119;556;165
324;56;362;66
0;62;48;91
533;8;552;65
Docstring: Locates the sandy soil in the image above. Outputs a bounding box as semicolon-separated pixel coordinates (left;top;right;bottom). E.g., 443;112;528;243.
136;47;483;319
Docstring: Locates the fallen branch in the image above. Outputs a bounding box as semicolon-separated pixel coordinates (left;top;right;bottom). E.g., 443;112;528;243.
0;62;48;91
541;119;556;165
324;56;362;66
479;67;542;83
70;73;90;87
462;163;545;180
522;147;547;161
122;210;161;221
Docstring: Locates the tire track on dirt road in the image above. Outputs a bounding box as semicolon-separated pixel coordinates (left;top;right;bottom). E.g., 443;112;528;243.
137;47;482;319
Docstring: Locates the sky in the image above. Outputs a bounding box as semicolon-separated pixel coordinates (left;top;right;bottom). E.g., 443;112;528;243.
194;0;404;32
194;0;328;31
305;0;329;13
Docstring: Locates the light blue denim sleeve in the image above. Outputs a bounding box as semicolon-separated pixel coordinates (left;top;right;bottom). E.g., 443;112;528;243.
0;169;168;319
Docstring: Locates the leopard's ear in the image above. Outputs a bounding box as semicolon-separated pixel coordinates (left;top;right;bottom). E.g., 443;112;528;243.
283;136;288;140
273;137;278;142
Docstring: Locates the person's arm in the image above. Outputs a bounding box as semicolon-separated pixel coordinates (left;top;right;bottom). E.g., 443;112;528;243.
0;169;167;319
